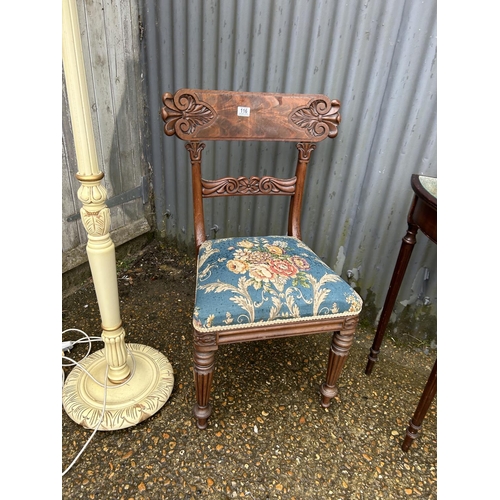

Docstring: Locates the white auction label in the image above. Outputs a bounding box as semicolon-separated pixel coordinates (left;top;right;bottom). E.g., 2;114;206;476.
237;106;250;117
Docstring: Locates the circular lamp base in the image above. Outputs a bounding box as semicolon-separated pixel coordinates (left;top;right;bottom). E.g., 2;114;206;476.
62;343;174;431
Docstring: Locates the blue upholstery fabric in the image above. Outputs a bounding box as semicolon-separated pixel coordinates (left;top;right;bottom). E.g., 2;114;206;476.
193;236;362;332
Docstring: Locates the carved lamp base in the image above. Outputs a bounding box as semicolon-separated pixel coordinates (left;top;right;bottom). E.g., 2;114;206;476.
62;343;174;431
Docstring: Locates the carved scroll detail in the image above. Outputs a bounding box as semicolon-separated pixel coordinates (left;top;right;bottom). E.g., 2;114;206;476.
77;181;111;236
343;316;360;331
77;182;107;205
201;176;297;197
186;141;205;162
81;207;111;237
161;92;215;137
290;99;341;139
297;142;316;161
193;329;217;347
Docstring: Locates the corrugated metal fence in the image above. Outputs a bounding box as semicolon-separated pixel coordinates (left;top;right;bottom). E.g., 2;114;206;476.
141;0;437;337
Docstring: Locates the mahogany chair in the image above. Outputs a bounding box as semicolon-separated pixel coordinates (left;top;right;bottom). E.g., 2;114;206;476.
161;89;363;429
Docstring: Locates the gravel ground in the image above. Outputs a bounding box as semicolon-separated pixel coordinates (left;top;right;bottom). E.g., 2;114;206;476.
62;240;437;499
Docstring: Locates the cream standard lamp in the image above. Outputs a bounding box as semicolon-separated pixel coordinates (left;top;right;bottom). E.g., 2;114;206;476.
62;0;174;430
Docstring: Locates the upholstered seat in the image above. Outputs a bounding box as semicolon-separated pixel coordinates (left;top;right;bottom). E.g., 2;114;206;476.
194;236;362;332
161;89;363;429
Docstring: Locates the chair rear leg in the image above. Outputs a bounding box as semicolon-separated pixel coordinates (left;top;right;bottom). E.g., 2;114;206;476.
193;346;216;429
320;327;356;408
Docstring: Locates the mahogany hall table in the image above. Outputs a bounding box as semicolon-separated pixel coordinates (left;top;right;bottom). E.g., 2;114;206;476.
365;174;437;451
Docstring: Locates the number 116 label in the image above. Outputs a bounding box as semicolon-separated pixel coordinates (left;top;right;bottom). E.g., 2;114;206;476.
237;106;251;117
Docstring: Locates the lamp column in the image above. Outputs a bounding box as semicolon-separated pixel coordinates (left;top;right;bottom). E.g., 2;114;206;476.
62;0;130;385
62;0;173;430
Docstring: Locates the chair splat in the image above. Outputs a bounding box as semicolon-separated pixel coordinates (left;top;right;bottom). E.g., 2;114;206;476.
200;175;297;197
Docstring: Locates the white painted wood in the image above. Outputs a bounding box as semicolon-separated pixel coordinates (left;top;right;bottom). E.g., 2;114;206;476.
62;0;149;268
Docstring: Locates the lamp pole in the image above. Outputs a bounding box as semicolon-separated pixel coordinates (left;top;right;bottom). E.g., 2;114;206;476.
62;0;173;430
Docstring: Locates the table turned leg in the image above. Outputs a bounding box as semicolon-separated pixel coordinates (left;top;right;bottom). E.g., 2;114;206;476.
402;360;437;452
365;220;419;375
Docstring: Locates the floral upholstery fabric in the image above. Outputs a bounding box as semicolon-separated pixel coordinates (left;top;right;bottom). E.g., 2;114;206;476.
193;236;362;332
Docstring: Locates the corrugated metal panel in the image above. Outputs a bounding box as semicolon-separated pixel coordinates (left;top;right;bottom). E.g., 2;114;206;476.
142;0;437;334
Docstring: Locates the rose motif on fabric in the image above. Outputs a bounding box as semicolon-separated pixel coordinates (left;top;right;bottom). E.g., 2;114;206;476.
226;240;305;287
227;260;249;274
248;264;276;282
290;256;310;271
196;236;363;329
269;259;298;278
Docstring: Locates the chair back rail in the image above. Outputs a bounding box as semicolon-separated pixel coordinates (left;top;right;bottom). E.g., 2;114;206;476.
161;89;341;252
161;89;340;142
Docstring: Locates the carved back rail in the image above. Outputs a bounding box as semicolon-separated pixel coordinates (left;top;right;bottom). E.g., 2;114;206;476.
201;176;297;198
161;89;341;252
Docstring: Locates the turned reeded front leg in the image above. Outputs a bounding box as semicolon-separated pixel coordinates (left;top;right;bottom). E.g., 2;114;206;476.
193;349;216;429
192;330;217;429
320;318;357;408
402;360;437;452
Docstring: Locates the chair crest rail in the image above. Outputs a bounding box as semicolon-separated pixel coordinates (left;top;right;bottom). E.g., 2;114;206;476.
161;89;341;142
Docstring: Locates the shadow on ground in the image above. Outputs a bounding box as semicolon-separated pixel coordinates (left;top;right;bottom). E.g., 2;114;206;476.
62;240;437;499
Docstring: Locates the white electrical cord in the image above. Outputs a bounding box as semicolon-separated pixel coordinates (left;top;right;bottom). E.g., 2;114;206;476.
61;328;101;387
62;329;137;477
62;364;108;477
